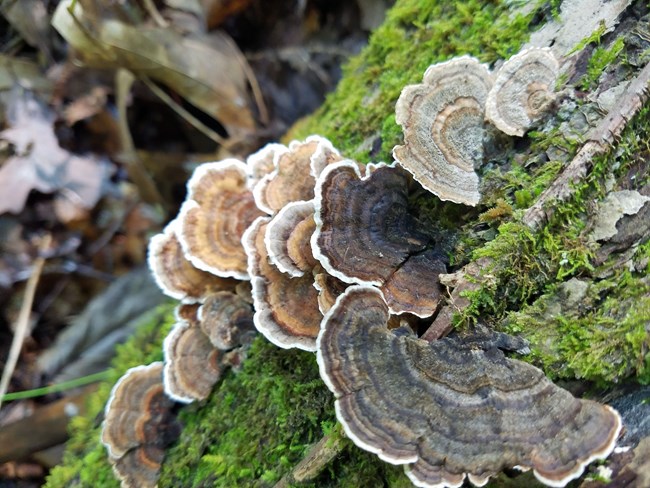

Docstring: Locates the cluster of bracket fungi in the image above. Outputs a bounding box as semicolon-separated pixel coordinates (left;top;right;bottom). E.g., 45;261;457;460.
101;47;623;488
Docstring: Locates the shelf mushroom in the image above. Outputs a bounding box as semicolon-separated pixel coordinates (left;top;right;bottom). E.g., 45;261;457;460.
101;362;180;488
243;216;322;351
245;142;286;191
312;161;446;317
147;220;238;303
253;136;342;215
317;286;622;488
485;47;559;137
177;159;265;280
163;296;255;403
198;291;256;350
393;56;493;206
264;200;318;277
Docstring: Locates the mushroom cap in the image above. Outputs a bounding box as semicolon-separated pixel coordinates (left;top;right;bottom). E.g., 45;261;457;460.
264;200;317;277
243;216;321;351
111;446;165;488
393;56;493;206
253;136;341;215
486;47;559;137
101;363;180;488
308;135;343;178
163;320;224;403
178;159;264;279
380;249;445;317
197;291;255;350
246;142;286;191
312;160;445;317
313;270;348;314
174;302;200;323
147;220;238;303
317;286;622;488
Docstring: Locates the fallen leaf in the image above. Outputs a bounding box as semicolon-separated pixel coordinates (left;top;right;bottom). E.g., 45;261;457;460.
52;0;256;140
0;91;110;219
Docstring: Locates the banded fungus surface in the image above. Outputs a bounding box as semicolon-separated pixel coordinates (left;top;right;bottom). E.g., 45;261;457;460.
393;56;493;206
317;286;622;488
101;362;180;488
147;220;238;303
312;160;446;318
486;47;560;137
163;296;254;403
243;216;322;351
178;159;265;279
253;135;342;215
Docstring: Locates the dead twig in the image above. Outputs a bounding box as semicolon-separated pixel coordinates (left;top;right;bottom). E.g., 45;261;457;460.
0;234;52;412
523;61;650;230
141;0;169;28
273;431;344;488
115;69;165;208
141;75;235;148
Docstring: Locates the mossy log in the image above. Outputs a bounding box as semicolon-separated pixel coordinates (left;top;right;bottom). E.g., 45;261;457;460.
46;0;650;486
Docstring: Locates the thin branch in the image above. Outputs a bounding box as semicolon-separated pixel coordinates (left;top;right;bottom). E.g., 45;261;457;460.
115;69;165;208
141;75;234;147
273;431;345;488
141;0;169;28
0;234;52;412
523;61;650;230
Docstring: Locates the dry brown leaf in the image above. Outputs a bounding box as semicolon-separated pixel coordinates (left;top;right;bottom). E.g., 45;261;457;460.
0;0;51;55
0;92;110;219
52;0;256;140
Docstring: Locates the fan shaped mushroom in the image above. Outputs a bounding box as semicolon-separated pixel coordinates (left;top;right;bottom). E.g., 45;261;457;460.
198;291;255;350
393;56;493;206
243;216;322;351
147;220;238;303
101;362;180;488
313;270;348;314
164;294;255;403
486;47;559;136
178;159;265;279
317;286;622;488
264;200;318;277
163;315;225;403
312;160;445;317
245;142;286;191
253;136;342;215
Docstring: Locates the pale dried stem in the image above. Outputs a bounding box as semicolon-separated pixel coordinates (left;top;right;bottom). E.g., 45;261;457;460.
523;61;650;230
0;234;52;412
115;69;165;208
141;75;234;148
141;0;169;28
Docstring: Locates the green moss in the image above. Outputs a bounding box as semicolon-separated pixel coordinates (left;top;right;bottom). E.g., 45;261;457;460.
159;339;329;486
465;105;650;383
581;37;626;90
45;302;177;488
505;271;650;384
290;0;540;162
158;337;415;487
568;20;608;55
